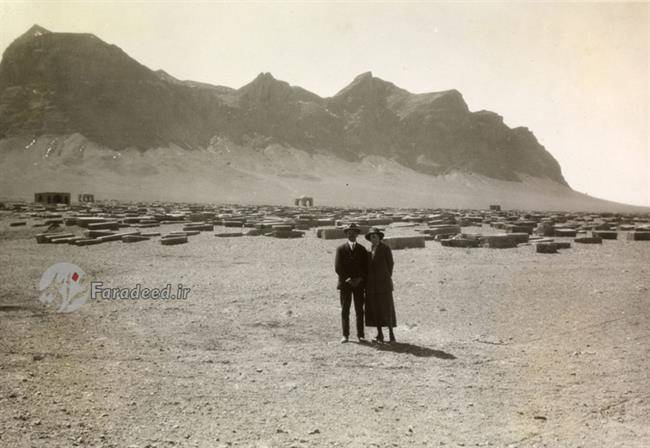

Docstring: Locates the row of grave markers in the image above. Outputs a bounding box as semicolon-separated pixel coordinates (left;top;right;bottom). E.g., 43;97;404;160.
3;201;649;250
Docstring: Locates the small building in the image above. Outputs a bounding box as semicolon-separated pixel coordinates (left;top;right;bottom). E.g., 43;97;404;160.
489;204;501;211
34;192;71;205
294;195;314;207
78;194;95;203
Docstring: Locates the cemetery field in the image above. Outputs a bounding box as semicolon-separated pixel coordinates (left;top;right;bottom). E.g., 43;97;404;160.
0;219;649;447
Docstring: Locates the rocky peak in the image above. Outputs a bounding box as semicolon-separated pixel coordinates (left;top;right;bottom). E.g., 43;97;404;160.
14;24;51;44
390;89;469;117
237;72;321;105
0;28;155;89
427;89;468;112
254;71;276;82
352;71;373;82
330;71;402;112
334;71;399;97
155;69;178;83
238;72;283;92
0;25;51;72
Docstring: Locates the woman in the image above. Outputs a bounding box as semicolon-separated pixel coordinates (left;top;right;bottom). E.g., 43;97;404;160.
364;227;397;343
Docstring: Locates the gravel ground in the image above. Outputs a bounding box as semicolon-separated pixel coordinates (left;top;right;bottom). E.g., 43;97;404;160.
0;216;648;447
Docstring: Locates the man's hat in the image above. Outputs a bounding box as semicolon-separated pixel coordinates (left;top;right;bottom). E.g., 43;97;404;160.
343;223;362;234
365;227;385;241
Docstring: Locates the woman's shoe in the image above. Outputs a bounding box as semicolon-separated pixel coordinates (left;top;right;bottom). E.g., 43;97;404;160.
388;328;396;343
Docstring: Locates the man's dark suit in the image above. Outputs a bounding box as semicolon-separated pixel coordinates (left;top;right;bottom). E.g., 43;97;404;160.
335;241;368;338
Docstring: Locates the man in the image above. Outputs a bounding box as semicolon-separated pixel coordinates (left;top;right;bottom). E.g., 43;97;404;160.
334;223;368;343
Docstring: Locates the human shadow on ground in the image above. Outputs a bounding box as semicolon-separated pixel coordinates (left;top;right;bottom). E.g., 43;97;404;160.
361;341;456;359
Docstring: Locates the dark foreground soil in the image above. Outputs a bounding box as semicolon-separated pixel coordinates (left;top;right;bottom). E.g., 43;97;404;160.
1;219;648;447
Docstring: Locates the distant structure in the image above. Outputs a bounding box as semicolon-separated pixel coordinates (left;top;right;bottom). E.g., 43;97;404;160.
34;192;70;205
294;195;314;207
490;204;502;211
78;193;95;203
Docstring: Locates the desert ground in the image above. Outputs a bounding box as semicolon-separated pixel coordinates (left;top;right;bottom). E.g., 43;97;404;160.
0;214;648;447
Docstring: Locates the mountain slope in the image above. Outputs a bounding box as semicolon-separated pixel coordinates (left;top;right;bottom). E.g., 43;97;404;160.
0;26;568;184
6;26;634;209
328;71;565;183
2;133;644;212
0;25;237;149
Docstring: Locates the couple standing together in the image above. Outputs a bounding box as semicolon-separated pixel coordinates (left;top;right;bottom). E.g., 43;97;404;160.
335;223;397;344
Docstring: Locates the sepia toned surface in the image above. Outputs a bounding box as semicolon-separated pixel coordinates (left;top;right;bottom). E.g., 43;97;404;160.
1;215;648;447
0;2;649;447
0;3;648;207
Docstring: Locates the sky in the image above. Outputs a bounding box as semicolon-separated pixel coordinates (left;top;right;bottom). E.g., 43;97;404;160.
1;1;648;206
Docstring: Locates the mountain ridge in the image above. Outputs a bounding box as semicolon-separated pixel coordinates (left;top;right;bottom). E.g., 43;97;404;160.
0;25;570;197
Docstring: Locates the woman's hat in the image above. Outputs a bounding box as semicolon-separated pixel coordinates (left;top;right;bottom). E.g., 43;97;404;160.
343;223;362;234
365;226;385;241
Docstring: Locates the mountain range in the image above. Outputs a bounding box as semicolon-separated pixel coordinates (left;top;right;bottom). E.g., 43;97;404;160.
0;25;641;211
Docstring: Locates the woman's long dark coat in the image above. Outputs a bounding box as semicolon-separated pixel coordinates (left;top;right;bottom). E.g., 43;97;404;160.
365;242;396;327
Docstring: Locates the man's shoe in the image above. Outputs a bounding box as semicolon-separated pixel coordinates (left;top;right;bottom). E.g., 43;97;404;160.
340;336;349;343
358;336;367;343
372;336;384;344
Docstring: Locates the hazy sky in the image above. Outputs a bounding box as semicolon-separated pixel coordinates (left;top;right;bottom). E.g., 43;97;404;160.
1;1;648;206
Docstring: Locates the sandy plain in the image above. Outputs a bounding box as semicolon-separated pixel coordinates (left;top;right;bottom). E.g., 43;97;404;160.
0;215;648;447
